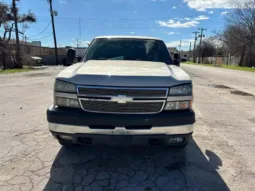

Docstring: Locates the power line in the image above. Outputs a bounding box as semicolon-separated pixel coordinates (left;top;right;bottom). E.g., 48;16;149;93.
27;21;51;39
28;33;52;40
36;15;219;21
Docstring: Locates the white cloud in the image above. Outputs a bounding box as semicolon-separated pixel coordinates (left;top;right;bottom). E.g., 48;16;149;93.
166;39;193;48
221;11;228;15
168;32;180;35
157;20;199;28
157;15;209;28
172;6;177;9
183;0;247;11
193;15;209;21
79;40;90;45
208;11;214;14
59;0;66;4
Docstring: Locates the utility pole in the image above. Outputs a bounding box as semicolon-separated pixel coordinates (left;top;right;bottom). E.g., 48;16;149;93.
179;40;182;56
12;0;22;68
25;35;27;62
188;42;192;58
192;31;199;63
198;28;206;63
48;0;59;65
77;38;79;48
79;17;81;40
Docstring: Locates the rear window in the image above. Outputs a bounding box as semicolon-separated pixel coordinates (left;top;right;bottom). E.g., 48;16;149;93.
84;38;173;64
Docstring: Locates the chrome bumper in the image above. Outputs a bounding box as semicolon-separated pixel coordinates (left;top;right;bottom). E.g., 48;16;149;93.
49;123;194;135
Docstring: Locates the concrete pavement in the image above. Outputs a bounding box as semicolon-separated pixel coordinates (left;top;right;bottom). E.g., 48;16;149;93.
0;65;254;191
181;64;255;95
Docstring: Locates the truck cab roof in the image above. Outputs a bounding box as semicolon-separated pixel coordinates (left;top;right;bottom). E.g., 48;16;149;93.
95;36;163;41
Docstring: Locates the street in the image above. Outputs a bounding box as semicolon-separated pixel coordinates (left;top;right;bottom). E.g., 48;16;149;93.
0;65;255;191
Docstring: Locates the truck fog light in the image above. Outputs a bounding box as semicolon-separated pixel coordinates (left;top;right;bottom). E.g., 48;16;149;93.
165;102;178;110
164;101;190;110
179;101;189;109
59;135;73;141
168;137;184;143
55;97;80;108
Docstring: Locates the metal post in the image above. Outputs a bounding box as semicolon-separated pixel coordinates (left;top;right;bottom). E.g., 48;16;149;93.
192;31;198;63
189;42;192;58
179;40;182;57
25;35;27;62
48;0;59;65
12;0;22;68
198;28;206;63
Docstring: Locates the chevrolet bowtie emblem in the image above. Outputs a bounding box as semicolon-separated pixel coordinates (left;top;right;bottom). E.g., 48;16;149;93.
111;95;133;104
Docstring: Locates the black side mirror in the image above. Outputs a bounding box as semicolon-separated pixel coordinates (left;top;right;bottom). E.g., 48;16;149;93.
174;53;180;59
66;48;76;65
173;53;180;67
76;56;82;62
173;59;179;66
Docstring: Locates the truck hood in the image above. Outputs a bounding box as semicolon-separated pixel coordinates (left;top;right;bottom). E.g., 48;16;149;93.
57;60;191;87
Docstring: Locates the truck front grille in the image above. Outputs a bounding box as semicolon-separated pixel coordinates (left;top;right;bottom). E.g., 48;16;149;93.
78;86;168;98
79;99;165;114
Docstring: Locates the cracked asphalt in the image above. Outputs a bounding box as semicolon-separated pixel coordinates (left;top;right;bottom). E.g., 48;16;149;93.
0;65;255;191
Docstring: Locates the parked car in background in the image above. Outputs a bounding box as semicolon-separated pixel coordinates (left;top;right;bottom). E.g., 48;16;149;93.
47;36;195;148
181;55;188;62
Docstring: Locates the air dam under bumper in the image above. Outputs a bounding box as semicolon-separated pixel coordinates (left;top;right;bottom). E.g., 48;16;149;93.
47;105;195;146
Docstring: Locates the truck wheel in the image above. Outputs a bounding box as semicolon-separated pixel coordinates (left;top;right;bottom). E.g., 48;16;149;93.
58;141;75;147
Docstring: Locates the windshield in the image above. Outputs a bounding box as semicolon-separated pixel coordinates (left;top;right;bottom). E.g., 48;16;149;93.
84;38;172;64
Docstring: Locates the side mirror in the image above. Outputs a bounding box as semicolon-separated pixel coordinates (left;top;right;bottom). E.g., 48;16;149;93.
174;53;180;59
173;59;179;66
76;56;82;62
66;49;76;65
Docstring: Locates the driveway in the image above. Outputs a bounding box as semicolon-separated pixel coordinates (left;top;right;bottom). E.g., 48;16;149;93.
0;65;254;191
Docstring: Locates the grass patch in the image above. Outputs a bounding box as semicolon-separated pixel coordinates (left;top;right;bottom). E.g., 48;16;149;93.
221;65;255;72
184;62;214;67
0;68;33;74
183;62;255;72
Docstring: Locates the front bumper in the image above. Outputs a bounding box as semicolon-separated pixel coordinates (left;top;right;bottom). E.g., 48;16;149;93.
47;105;195;146
49;123;194;135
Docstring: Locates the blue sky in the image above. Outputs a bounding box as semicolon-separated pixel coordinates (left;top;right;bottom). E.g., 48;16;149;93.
3;0;234;50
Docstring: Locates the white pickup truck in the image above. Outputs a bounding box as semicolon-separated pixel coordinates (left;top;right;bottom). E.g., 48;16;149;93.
47;36;195;148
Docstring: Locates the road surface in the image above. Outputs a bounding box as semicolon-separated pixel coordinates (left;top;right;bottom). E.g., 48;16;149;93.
0;65;254;191
181;64;255;95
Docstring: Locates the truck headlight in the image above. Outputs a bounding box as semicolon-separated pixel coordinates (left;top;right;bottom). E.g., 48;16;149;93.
169;84;192;96
164;101;191;110
54;80;76;93
54;80;80;108
54;97;80;108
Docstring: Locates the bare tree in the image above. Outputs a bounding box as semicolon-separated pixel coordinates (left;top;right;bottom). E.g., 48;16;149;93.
0;1;36;69
194;38;217;62
218;0;255;66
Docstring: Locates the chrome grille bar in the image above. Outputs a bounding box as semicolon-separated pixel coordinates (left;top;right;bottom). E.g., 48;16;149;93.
77;86;168;98
79;98;165;114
